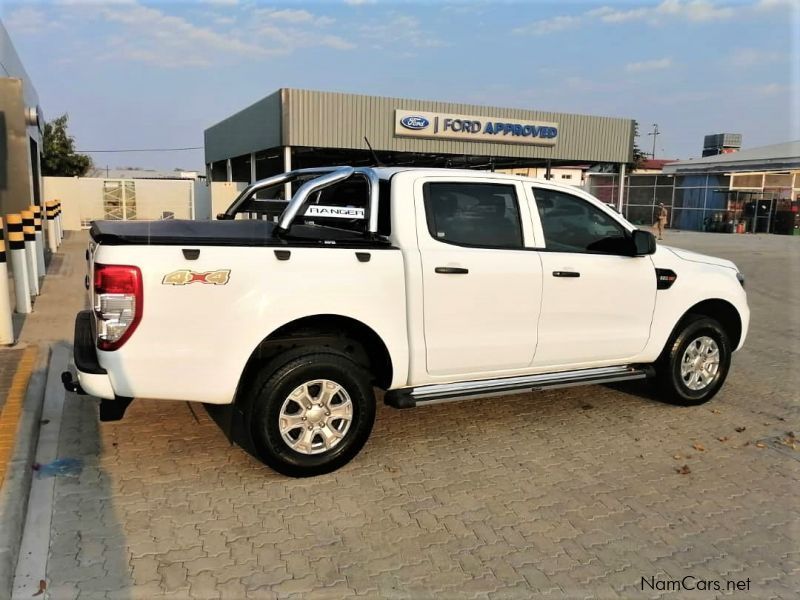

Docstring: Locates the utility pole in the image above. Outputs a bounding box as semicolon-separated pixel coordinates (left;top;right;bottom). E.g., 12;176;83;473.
647;123;660;159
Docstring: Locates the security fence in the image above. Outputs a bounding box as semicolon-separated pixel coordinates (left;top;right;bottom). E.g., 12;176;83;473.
671;174;731;231
585;172;799;234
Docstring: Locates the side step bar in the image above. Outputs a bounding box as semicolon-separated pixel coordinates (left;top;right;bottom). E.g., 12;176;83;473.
384;365;653;409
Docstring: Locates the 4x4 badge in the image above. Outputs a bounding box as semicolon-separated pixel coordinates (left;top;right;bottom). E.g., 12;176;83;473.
162;269;231;286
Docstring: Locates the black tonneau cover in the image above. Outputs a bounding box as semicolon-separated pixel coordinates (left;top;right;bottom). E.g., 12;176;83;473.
90;220;391;248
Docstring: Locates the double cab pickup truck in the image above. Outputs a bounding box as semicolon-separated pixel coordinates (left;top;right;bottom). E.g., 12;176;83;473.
65;166;749;477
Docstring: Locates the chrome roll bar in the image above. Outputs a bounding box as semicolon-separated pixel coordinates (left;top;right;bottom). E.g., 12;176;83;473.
221;166;382;237
221;167;341;219
277;167;354;231
354;166;380;235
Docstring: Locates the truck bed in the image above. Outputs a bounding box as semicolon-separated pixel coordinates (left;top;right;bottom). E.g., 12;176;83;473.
90;220;391;248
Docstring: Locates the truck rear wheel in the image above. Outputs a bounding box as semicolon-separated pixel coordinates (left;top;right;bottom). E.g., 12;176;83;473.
654;316;732;406
248;350;375;477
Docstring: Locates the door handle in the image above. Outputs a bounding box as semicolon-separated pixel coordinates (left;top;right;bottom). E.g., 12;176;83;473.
552;271;580;278
435;266;469;274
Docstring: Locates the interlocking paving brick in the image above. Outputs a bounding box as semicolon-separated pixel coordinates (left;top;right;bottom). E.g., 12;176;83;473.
39;232;800;598
0;346;35;487
0;348;24;415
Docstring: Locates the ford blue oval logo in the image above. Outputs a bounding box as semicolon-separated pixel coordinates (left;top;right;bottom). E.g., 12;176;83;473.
400;116;430;130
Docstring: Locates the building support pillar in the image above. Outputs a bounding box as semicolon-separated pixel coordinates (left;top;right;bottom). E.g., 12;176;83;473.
283;146;292;200
226;158;232;182
250;152;257;184
618;163;626;213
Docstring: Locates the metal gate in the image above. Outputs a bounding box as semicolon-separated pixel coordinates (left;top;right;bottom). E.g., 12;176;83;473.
102;180;137;220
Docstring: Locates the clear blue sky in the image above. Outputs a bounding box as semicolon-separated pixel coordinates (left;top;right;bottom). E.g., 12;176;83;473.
3;0;798;171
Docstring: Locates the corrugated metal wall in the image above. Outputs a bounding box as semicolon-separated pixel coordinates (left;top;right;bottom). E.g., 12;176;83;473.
282;88;634;163
204;91;282;163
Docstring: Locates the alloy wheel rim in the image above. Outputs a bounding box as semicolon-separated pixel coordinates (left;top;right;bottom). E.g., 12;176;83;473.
680;336;720;391
278;379;353;455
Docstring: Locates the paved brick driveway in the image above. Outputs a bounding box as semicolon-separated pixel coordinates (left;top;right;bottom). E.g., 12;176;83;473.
36;233;800;598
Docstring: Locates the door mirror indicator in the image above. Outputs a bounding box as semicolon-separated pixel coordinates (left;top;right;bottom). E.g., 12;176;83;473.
631;229;657;256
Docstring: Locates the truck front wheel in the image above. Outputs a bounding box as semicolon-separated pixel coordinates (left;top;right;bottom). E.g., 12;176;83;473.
248;350;376;477
654;316;732;406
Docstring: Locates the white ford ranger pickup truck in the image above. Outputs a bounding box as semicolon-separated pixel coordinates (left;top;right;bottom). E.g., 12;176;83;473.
64;166;749;477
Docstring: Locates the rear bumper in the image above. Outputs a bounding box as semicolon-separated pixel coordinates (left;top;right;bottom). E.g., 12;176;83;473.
72;310;115;400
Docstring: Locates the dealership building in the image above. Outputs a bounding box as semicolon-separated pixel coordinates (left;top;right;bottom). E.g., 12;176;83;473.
204;88;634;207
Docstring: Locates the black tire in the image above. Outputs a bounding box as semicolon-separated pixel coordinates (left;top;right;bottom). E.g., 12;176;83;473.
247;349;375;477
654;315;732;406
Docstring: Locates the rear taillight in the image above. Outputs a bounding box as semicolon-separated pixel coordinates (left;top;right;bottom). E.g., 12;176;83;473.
93;264;142;351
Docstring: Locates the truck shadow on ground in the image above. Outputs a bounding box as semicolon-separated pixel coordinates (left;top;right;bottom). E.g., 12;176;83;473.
39;389;133;598
43;369;797;597
209;382;667;473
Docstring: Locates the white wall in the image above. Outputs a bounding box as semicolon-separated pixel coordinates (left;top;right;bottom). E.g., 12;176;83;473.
210;181;247;218
43;177;102;230
43;177;200;229
127;179;192;220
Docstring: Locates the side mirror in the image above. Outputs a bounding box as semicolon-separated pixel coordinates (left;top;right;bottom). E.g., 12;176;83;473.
631;229;657;256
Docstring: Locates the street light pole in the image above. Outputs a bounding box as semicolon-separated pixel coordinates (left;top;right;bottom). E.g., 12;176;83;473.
648;123;660;159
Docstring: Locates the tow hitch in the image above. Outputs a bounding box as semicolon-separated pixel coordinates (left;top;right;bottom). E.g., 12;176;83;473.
61;371;133;421
61;371;85;395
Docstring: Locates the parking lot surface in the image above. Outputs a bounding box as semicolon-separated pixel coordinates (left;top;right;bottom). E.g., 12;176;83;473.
23;232;800;598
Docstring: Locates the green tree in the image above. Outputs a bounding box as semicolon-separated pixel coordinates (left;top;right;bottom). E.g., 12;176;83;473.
631;121;649;169
41;114;92;177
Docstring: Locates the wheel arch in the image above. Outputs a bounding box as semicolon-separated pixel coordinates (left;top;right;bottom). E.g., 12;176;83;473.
235;314;394;407
673;298;743;351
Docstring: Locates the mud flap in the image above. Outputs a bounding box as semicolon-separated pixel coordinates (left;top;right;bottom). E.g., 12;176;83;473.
203;403;257;456
99;398;133;422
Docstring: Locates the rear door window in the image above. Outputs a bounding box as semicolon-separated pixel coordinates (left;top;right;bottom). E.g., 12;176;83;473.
423;182;523;249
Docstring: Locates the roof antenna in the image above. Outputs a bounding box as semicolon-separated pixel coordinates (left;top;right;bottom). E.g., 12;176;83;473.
364;136;384;167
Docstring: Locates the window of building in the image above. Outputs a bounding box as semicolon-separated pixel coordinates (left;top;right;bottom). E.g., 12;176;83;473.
764;173;793;189
560;174;572;180
423;182;523;249
730;173;764;189
534;188;628;254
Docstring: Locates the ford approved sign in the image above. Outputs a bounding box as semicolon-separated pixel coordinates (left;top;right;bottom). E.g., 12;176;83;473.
394;109;559;146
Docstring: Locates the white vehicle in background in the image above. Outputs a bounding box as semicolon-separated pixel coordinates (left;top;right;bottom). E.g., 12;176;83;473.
64;166;749;477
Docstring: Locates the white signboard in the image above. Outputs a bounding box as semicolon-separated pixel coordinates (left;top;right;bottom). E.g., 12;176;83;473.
394;109;559;146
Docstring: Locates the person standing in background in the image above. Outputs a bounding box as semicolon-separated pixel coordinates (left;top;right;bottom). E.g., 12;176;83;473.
655;202;669;240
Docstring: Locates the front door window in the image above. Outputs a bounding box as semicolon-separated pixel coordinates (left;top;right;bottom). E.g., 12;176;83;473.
535;188;630;255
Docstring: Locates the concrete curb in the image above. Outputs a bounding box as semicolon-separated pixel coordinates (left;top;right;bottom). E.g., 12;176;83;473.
0;344;50;599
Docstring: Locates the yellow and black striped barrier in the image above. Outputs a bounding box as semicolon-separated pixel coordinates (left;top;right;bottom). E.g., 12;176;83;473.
5;214;32;313
55;200;63;243
29;204;46;276
45;200;58;251
0;218;14;342
20;209;39;296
